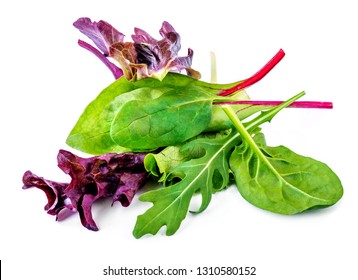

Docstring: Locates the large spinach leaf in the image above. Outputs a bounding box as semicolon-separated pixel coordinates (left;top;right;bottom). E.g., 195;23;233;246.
66;76;136;155
110;87;216;150
66;73;245;154
230;133;343;214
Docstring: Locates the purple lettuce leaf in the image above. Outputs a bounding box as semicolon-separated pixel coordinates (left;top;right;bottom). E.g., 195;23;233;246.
22;171;75;221
73;17;124;55
74;17;200;81
112;172;148;207
22;150;148;231
77;39;124;79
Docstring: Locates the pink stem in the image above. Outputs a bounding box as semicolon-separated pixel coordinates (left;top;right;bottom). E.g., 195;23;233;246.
218;49;286;96
77;40;123;79
214;100;333;109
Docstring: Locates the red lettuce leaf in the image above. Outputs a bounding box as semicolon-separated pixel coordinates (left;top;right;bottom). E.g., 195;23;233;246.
22;171;75;221
74;17;200;81
73;17;124;55
22;150;147;231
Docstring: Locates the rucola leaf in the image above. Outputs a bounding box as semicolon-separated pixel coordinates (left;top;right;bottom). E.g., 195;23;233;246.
229;133;343;214
133;130;241;238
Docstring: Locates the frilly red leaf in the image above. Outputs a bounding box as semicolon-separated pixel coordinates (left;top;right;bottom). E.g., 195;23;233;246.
73;17;124;55
22;150;147;231
74;17;200;81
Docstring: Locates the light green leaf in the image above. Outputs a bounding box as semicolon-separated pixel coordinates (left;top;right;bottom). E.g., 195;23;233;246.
66;76;135;155
66;72;244;154
144;145;184;181
144;130;231;180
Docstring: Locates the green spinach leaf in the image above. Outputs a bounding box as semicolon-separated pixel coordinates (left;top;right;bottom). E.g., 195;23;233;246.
110;87;216;150
66;73;245;154
222;91;343;214
229;133;343;214
66;76;136;155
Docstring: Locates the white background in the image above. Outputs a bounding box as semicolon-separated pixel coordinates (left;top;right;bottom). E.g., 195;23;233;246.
1;0;357;279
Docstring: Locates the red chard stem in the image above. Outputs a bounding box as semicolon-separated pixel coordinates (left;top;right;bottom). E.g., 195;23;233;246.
218;49;285;96
214;100;333;109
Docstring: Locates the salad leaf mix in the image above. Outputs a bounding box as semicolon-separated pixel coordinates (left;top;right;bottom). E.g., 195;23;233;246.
22;18;343;237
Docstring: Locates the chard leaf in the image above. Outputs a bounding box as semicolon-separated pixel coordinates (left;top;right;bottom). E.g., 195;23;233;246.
66;76;136;155
66;76;173;154
133;130;241;238
66;73;246;154
230;133;343;214
110;87;216;150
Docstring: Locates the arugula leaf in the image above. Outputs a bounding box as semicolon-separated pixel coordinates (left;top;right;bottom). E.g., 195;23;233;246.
132;130;240;238
230;133;343;214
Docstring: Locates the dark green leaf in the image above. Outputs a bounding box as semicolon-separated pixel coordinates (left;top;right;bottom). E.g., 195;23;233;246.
230;133;343;214
110;87;216;150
